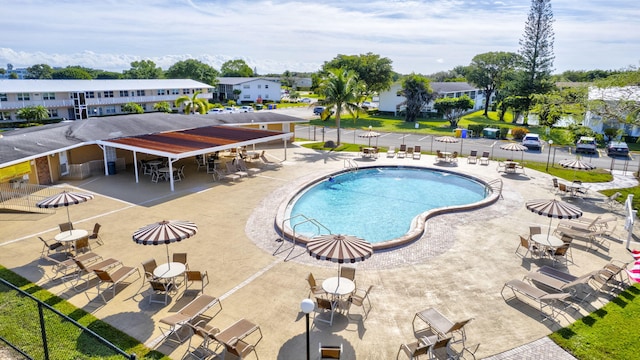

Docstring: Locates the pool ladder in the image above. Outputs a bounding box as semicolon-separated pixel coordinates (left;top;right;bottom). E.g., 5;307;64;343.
275;214;331;261
487;178;503;199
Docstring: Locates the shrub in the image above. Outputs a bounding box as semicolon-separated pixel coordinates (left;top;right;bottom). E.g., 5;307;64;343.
511;127;529;140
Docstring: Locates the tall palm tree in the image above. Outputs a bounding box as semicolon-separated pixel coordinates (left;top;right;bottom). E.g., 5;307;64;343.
175;91;209;114
315;68;362;145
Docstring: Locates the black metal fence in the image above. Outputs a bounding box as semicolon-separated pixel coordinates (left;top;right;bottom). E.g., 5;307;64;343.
0;278;136;360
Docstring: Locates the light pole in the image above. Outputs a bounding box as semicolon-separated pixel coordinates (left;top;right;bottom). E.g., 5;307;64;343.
546;140;554;172
300;298;314;360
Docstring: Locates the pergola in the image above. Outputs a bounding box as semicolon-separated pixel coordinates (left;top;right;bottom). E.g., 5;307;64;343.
96;125;292;191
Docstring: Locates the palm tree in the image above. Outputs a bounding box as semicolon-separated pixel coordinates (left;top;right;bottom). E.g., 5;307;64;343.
315;68;362;145
17;105;49;126
175;91;209;114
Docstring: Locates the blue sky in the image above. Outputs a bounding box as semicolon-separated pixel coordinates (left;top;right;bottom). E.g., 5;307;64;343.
0;0;638;75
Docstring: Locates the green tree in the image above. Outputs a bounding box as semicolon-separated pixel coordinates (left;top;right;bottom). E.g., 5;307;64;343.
434;95;475;127
530;93;563;127
314;68;361;145
123;60;163;79
466;52;520;116
398;74;436;123
500;96;530;123
516;0;556;99
153;101;172;113
220;59;254;77
95;71;122;79
52;67;92;79
321;53;394;96
166;59;220;85
17;105;49;126
26;64;53;79
122;102;144;114
175;91;209;114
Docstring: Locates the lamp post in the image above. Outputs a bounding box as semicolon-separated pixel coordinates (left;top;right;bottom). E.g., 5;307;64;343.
546;140;554;172
300;298;314;360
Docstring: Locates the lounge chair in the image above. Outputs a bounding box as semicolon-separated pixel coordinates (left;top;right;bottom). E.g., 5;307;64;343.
501;279;571;321
183;322;221;360
44;252;102;283
320;343;343;359
606;192;622;208
94;266;140;302
467;150;478;164
72;257;121;290
396;338;431;359
226;161;248;178
450;151;459;162
397;144;407;158
159;294;222;341
236;158;261;176
259;151;282;168
479;151;490;165
555;226;608;251
524;269;596;303
412;308;473;346
412;145;422;159
213;168;241;182
214;319;262;360
407;147;414;158
387;146;396;158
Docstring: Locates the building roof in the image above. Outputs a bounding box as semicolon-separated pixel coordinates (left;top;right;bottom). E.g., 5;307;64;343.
0;79;213;92
0;111;302;167
217;77;280;86
430;82;479;93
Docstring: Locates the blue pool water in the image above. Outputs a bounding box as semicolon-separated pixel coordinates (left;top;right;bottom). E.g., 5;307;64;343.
287;167;487;243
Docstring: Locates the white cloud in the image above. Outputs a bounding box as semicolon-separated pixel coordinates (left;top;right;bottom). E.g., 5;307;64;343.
0;0;638;75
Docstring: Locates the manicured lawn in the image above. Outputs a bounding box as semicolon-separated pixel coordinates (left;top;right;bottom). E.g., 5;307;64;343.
0;267;169;360
550;284;640;360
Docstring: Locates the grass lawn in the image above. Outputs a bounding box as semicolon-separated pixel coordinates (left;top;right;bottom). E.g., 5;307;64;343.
550;284;640;360
0;267;168;359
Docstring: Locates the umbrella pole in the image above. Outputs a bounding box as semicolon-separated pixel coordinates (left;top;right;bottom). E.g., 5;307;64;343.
547;217;553;241
166;245;171;269
66;207;72;234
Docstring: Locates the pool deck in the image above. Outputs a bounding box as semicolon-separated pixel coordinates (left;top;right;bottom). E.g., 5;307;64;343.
1;143;638;359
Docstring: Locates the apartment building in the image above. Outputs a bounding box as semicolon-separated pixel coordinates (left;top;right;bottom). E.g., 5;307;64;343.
215;77;281;104
0;79;214;122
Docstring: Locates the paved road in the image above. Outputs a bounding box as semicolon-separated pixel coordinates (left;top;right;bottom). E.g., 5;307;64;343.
273;106;640;174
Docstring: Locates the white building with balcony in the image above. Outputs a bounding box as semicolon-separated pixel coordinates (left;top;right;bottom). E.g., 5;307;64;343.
0;79;214;122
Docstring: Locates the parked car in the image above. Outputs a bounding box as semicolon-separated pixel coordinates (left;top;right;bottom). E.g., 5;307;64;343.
313;106;325;115
300;98;312;103
239;106;254;112
362;101;378;109
522;133;542;150
575;136;597;154
207;108;224;114
222;106;238;113
606;141;629;157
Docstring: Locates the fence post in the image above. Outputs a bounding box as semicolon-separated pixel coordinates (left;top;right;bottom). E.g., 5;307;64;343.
38;303;50;360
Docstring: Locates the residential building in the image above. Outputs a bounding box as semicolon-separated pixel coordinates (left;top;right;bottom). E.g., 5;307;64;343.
214;77;281;104
378;82;493;116
0;79;214;122
583;86;640;136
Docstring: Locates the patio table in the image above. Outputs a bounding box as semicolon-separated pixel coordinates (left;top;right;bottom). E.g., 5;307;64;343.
55;229;88;253
413;307;454;338
154;262;186;286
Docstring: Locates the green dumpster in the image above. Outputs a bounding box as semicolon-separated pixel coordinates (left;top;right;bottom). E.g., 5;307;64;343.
482;128;500;139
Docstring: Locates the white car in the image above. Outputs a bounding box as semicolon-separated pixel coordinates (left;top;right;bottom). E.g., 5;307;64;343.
522;133;542;150
239;106;254;112
362;101;378;108
222;106;238;113
300;98;312;103
576;136;597;154
207;108;224;114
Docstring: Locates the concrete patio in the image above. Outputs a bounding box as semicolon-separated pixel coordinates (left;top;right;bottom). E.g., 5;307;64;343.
0;143;637;359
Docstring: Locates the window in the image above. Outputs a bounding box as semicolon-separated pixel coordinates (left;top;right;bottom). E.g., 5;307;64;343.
0;93;7;101
48;109;58;117
182;89;191;95
257;84;262;89
136;90;145;96
119;90;129;97
243;95;250;99
0;111;10;120
265;85;269;89
17;93;30;101
243;84;250;89
105;106;116;114
104;91;114;98
157;89;166;95
469;91;476;99
171;89;180;95
86;91;95;98
43;92;55;100
455;92;461;97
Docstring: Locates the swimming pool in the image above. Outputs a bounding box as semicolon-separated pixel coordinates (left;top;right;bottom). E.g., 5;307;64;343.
278;166;499;250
